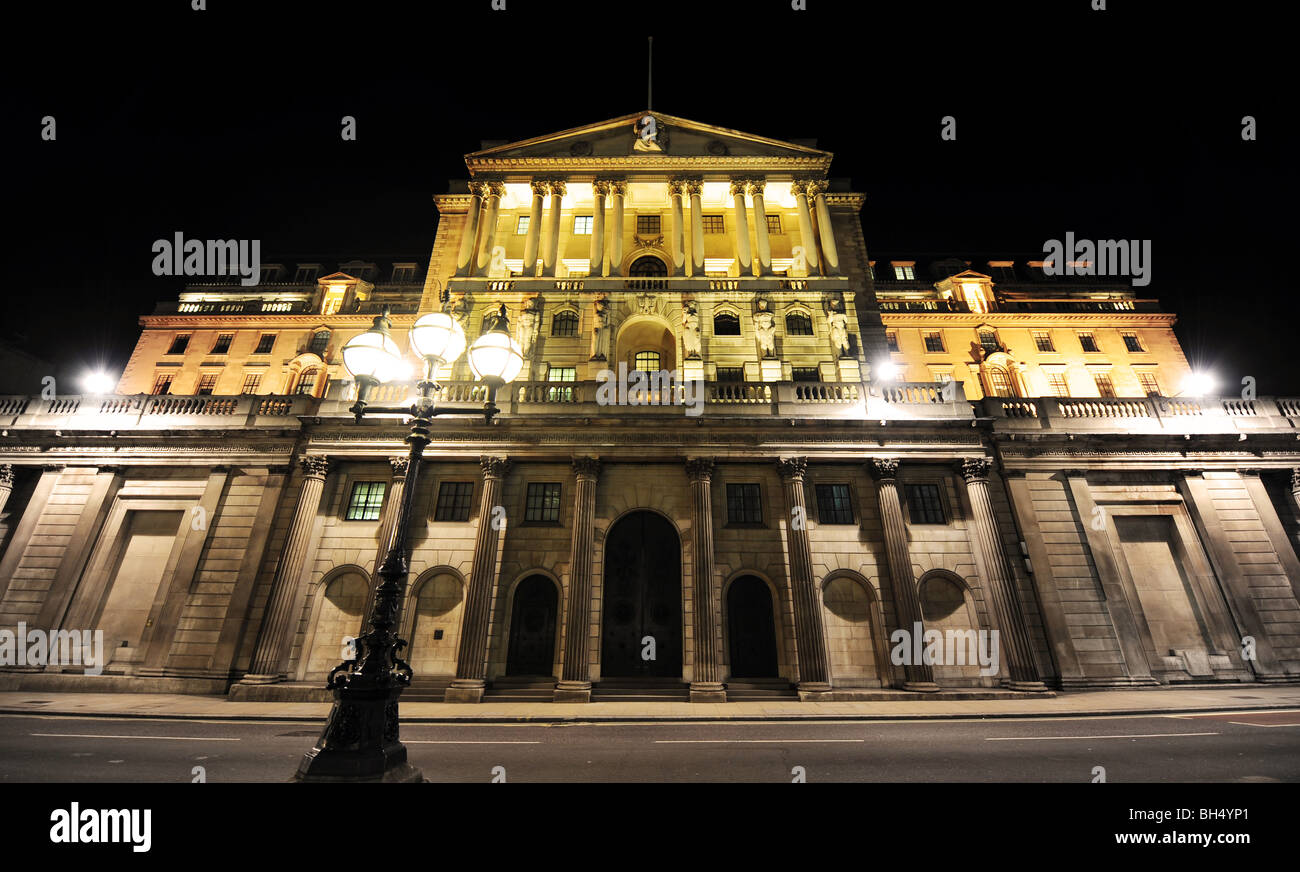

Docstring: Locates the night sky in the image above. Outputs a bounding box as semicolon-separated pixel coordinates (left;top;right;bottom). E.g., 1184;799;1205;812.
10;1;1297;396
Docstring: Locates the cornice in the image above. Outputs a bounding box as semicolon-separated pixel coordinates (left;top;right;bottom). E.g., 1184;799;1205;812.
465;156;833;174
878;311;1178;325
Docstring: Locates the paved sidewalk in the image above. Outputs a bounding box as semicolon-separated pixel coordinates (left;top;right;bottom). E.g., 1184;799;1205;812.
2;684;1299;722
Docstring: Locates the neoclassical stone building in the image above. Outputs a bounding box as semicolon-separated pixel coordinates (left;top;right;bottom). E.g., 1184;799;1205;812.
2;112;1299;702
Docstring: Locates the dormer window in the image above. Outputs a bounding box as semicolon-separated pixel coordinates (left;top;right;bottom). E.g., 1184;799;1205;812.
892;265;915;280
960;281;989;314
259;265;282;283
294;265;320;283
391;264;417;283
322;283;347;316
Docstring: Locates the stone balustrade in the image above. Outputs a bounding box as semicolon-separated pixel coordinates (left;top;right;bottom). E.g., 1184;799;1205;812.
980;395;1300;434
0;393;313;429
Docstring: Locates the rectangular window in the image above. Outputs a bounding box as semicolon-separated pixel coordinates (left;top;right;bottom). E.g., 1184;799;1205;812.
294;266;318;283
573;216;593;235
240;373;262;394
923;331;946;353
392;266;416;282
253;333;276;354
309;331;330;356
195;372;219;395
792;366;821;382
815;483;854;525
151;372;174;395
167;334;190;355
1093;372;1116;398
433;481;473;523
893;265;915;280
1121;331;1145;352
1032;330;1055;352
766;215;783;235
345;481;387;521
524;482;562;523
702;215;725;234
886;331;900;353
726;483;763;525
210;333;234;355
516;215;530;235
1046;372;1069;397
904;483;946;525
978;330;1000;355
1077;331;1100;353
546;366;576;401
636;215;661;235
1137;370;1161;397
294;371;317;396
716;366;744;382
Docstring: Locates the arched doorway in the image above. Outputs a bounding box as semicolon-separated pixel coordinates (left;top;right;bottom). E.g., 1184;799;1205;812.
304;570;368;681
407;571;464;677
505;575;558;676
919;572;987;684
727;576;779;678
822;575;884;687
629;255;667;277
601;511;682;677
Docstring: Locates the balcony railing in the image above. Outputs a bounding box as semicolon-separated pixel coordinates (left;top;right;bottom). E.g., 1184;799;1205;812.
447;276;846;294
980;395;1300;434
0;394;314;429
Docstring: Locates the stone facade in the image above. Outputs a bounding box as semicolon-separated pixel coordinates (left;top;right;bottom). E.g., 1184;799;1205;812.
1;112;1298;701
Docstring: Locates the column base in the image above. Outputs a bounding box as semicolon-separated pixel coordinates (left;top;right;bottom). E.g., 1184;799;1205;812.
689;682;727;703
236;673;285;685
902;681;942;693
797;681;833;701
553;680;592;703
1004;679;1049;692
442;679;486;704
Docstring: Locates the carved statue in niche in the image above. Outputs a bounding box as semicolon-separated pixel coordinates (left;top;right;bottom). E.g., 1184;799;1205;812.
590;296;610;361
754;296;777;359
516;295;542;360
682;300;702;359
827;296;851;358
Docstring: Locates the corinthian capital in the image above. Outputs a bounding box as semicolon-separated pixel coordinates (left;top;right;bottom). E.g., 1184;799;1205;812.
790;180;809;197
609;180;628;196
530;179;549;197
549;180;567;198
593;180;611;197
960;458;992;482
572;456;601;480
747;178;767;199
300;455;330;479
776;456;807;481
868;457;899;481
1291;468;1300;493
685;457;715;482
468;181;488;198
685;179;704;197
729;179;748;198
480;455;511;479
485;180;506;198
389;456;410;477
0;464;13;488
668;179;686;197
806;179;829;197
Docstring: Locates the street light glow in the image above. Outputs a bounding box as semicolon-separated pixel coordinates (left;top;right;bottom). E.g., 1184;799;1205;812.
82;371;116;394
1182;371;1216;397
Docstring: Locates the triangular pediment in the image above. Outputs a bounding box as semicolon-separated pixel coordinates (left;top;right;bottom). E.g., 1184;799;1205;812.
465;112;832;173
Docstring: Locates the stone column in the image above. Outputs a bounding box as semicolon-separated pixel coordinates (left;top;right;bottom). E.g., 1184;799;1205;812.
445;456;511;703
668;179;687;276
242;455;330;682
809;180;840;276
1291;468;1300;516
869;458;938;691
590;180;608;277
729;180;753;276
454;182;485;277
959;459;1047;690
542;180;566;277
474;181;504;277
792;180;820;276
607;181;626;276
522;179;546;277
556;457;600;702
686;458;726;702
749;178;772;276
776;457;832;698
0;464;14;519
361;456;410;631
687;179;705;277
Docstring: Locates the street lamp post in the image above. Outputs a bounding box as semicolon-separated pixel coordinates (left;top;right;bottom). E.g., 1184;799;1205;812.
294;304;523;782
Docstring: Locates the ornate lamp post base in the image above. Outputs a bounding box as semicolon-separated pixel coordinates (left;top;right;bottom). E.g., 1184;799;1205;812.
293;684;424;783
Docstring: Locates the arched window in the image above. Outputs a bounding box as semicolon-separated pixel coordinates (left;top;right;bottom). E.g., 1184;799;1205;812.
309;330;330;356
713;312;741;336
634;350;661;373
785;311;813;335
629;255;667;277
551;310;579;337
986;366;1014;397
295;367;320;396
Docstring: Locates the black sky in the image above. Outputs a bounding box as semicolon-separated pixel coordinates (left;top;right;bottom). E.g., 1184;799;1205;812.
9;0;1297;396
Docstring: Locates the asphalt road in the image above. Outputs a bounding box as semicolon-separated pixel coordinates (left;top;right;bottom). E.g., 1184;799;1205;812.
1;711;1297;783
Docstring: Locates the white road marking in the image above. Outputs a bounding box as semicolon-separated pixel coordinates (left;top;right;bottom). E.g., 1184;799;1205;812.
985;732;1220;741
31;733;240;742
403;740;541;744
1227;722;1300;728
655;739;865;744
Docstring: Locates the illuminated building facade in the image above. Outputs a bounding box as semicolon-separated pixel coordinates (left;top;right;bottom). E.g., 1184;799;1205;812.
2;113;1299;702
